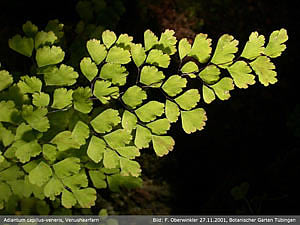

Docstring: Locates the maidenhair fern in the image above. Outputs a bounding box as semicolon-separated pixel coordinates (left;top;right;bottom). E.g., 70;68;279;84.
0;20;287;211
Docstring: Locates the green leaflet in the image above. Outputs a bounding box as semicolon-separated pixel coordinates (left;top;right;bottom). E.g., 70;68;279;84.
87;136;106;163
140;66;165;87
73;188;97;208
43;64;79;86
86;39;107;65
211;77;234;100
103;129;132;149
188;33;212;63
44;177;64;200
181;108;207;134
0;101;19;124
100;63;128;86
51;131;81;151
178;38;191;60
250;56;277;86
144;29;159;51
91;109;121;133
157;29;177;55
43;144;57;162
107;174;142;192
45;19;64;40
18;76;42;94
120;157;141;177
8;35;34;57
80;57;98;81
264;28;288;58
15;140;42;163
0;126;14;147
116;146;140;159
72;87;93;114
0;182;12;203
147;118;170;135
22;105;49;132
28;161;52;187
52;88;73;109
130;44;146;67
22;21;38;37
162;75;187;97
199;65;221;84
106;46;131;64
165;100;180;123
202;85;216;104
152;135;175;157
0;165;24;181
241;31;265;60
181;61;199;74
62;170;88;190
32;92;50;107
122;110;137;131
62;189;77;208
35;31;57;49
146;49;170;68
211;34;239;68
227;61;255;89
53;157;81;179
71;121;90;146
122;85;147;109
103;149;119;169
116;34;134;50
175;89;200;110
89;170;107;189
0;70;13;92
134;125;152;149
135;101;165;122
102;30;117;49
36;46;65;67
93;80;119;104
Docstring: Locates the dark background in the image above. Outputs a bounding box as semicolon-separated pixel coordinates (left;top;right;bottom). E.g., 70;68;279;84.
0;0;299;215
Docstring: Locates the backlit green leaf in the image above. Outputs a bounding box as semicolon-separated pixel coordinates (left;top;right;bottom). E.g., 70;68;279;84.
152;135;175;157
211;77;234;100
93;80;119;104
71;121;90;146
106;46;131;64
162;75;187;97
140;65;165;87
188;33;212;63
115;146;140;159
35;31;57;49
28;161;52;187
89;170;107;189
134;125;152;149
91;109;121;133
62;170;88;190
116;34;133;50
175;89;200;110
135;101;164;122
199;65;220;84
15;140;42;163
178;38;191;59
227;61;255;89
43;144;57;162
120;158;141;177
264;28;288;58
44;177;64;200
53;157;80;179
103;129;132;149
100;63;128;86
122;110;137;131
0;182;12;203
211;34;238;67
181;108;207;134
241;31;265;60
87;136;106;163
80;57;98;81
131;43;146;67
146;49;170;68
0;101;19;124
51;131;81;151
122;85;147;109
32;92;50;107
52;88;73;109
165;100;180;123
62;189;77;208
8;35;34;57
22;21;38;37
73;188;97;208
181;61;198;74
103;149;119;169
202;85;215;104
36;46;65;67
0;70;13;92
144;29;159;51
72;87;93;114
22;105;49;132
157;29;177;55
45;19;64;40
18;75;42;94
44;64;79;86
102;30;117;49
147;118;170;135
0;126;14;147
250;56;277;86
87;39;107;65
